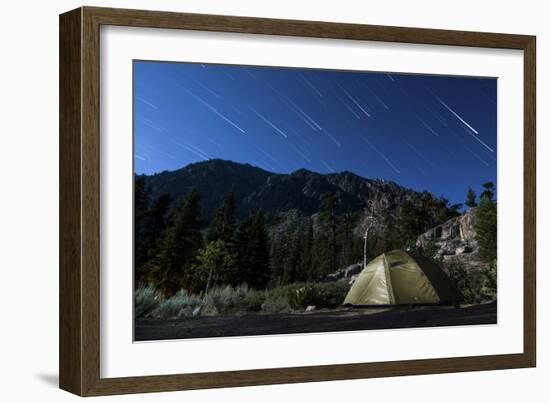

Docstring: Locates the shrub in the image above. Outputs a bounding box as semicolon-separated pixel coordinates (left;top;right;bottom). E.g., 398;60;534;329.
475;263;497;302
443;259;497;304
135;285;160;318
139;281;351;318
239;288;265;312
266;282;349;310
315;282;350;308
261;294;292;314
204;284;265;314
155;289;202;318
288;284;319;309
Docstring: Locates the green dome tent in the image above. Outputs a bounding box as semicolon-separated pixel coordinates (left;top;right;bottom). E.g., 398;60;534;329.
343;250;463;306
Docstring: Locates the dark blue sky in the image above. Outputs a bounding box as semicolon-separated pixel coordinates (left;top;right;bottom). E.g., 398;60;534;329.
134;61;496;205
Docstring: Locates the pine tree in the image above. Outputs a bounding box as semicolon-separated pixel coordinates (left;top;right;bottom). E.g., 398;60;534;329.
143;194;172;253
481;181;496;202
207;190;237;248
465;186;478;208
134;176;151;283
234;216;253;285
398;201;423;246
134;177;150;220
147;194;172;236
249;211;271;287
148;189;203;296
271;230;290;285
269;217;300;285
270;237;283;285
475;184;497;263
299;218;314;281
234;210;271;288
135;193;172;285
286;228;303;283
319;192;339;273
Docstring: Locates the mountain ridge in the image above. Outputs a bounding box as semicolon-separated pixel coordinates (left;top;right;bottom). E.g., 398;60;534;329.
139;159;451;224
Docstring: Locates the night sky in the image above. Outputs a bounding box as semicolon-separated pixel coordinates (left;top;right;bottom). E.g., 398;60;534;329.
134;61;497;205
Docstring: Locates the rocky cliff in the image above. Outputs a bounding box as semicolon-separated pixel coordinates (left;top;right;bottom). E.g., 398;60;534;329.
416;208;486;268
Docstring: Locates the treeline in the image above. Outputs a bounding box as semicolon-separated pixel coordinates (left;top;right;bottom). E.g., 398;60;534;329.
366;192;462;259
136;175;472;297
135;178;270;297
270;207;364;285
270;190;462;284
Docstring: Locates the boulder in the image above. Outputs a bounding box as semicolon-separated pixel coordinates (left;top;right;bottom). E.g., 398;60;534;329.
324;262;362;282
344;263;362;278
325;270;345;281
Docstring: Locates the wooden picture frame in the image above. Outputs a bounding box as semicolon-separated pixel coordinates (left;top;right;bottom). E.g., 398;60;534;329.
59;6;536;396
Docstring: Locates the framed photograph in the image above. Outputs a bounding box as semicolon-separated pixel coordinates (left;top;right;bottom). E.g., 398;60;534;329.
59;6;536;396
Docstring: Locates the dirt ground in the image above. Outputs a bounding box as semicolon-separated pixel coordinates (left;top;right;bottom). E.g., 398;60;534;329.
134;302;496;341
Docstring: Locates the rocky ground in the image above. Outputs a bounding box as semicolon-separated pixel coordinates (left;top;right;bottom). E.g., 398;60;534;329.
135;302;496;341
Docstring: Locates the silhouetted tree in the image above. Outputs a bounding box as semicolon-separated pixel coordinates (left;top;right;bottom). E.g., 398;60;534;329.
235;210;271;288
481;181;496;202
337;212;362;269
465;187;478;208
271;220;300;285
319;192;339;273
398;201;425;246
145;194;172;250
134;176;151;282
475;183;497;263
298;218;315;281
147;189;203;296
208;189;237;249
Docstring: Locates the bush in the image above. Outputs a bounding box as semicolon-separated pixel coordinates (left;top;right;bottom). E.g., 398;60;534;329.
138;281;351;318
313;282;350;308
135;285;160;318
289;285;319;309
473;263;497;302
204;284;265;315
444;259;497;304
261;294;292;314
266;282;349;310
155;289;203;318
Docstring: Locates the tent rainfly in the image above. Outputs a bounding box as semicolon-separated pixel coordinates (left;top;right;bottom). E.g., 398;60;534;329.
343;249;463;306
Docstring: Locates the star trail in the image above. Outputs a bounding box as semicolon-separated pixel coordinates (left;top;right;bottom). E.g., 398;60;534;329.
134;61;497;205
